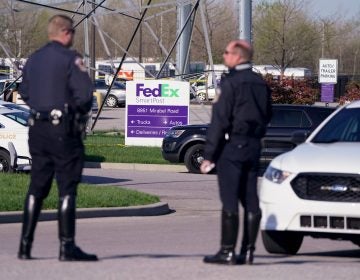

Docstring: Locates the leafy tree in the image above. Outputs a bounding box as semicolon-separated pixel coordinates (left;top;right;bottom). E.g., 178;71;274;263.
253;0;319;75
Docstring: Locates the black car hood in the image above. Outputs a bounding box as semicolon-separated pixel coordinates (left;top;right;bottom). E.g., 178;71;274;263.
171;124;209;130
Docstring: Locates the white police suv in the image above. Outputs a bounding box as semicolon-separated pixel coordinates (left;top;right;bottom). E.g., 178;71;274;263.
260;101;360;254
0;108;30;172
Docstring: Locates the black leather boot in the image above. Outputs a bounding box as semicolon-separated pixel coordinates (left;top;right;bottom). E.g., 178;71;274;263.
18;194;43;260
58;195;98;261
204;211;239;265
237;211;262;265
237;212;249;264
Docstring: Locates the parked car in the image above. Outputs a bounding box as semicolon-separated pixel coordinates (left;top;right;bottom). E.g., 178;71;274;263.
94;79;126;108
0;100;29;112
162;104;336;173
0;79;23;103
0;108;30;172
191;73;220;101
260;101;360;254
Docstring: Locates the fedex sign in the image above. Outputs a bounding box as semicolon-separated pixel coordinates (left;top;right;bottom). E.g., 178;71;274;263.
136;83;180;98
126;80;190;146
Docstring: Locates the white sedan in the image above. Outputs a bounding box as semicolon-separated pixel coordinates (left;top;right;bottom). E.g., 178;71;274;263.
0;108;30;172
260;101;360;254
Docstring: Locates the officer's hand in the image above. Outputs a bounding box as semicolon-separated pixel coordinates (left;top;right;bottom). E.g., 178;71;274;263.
200;160;215;174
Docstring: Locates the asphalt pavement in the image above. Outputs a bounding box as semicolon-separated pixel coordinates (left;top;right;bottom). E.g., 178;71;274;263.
0;168;359;280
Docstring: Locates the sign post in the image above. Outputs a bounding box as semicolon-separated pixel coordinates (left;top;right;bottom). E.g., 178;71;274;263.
319;59;338;103
125;80;190;147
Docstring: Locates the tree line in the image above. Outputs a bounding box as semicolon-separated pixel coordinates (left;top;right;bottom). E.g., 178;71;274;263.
0;0;359;78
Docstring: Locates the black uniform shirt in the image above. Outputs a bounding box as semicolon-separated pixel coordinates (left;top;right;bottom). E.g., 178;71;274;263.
204;63;272;162
19;41;93;113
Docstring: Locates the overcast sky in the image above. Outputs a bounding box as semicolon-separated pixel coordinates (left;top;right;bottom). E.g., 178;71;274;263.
254;0;360;19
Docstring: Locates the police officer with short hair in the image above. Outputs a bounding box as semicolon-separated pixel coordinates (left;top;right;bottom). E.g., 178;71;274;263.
18;14;97;261
201;40;272;265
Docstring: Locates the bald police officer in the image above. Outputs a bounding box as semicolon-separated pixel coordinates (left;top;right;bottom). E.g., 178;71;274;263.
18;15;97;261
201;40;272;265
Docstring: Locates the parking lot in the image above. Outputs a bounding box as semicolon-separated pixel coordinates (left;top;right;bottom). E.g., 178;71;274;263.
0;169;359;280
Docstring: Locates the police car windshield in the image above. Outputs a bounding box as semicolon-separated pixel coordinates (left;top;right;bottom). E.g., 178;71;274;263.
2;104;29;113
312;108;360;143
3;111;29;127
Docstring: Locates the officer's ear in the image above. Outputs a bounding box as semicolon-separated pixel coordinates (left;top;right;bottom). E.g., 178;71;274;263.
64;28;75;35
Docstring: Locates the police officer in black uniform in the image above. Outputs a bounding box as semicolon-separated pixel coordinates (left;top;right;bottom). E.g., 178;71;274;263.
201;40;272;265
18;15;97;261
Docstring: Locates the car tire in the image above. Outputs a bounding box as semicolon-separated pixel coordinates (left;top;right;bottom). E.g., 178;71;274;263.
0;150;11;173
197;92;206;102
261;230;303;255
105;95;118;108
184;144;205;174
351;239;360;247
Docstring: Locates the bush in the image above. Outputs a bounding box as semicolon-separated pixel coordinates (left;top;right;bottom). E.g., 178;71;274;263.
339;81;360;105
264;75;319;105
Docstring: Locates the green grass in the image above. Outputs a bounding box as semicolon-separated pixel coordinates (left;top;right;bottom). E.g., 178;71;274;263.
0;173;160;212
84;133;169;164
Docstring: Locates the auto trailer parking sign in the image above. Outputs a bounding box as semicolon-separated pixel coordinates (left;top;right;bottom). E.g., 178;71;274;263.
125;80;190;146
319;59;338;84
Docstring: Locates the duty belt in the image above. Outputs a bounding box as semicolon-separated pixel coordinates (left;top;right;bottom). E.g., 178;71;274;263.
29;109;63;126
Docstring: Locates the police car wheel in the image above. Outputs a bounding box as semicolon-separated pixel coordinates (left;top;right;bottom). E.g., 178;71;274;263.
105;95;118;108
184;144;205;174
197;92;206;102
261;230;303;255
0;150;11;173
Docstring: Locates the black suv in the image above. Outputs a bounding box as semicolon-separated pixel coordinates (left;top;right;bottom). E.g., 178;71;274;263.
162;104;336;173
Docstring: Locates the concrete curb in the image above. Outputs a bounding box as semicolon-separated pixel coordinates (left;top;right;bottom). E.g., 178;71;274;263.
84;162;188;173
0;202;171;224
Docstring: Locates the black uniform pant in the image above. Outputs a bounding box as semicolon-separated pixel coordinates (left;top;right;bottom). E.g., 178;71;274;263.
28;121;84;199
217;137;261;214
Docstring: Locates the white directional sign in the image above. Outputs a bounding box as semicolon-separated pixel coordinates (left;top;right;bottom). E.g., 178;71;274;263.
125;80;190;147
319;59;338;84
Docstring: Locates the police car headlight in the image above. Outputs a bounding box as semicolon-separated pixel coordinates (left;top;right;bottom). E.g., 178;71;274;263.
264;166;292;184
166;129;185;138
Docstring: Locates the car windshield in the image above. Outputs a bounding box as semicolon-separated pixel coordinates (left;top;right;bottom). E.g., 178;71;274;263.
312;108;360;143
113;82;125;90
94;80;125;90
2;103;29;113
0;82;5;93
3;111;29;127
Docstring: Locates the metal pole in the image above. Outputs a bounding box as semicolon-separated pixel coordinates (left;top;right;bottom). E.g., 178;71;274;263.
199;0;216;108
126;0;181;74
90;0;96;81
156;0;200;79
74;0;106;28
139;0;143;63
239;0;252;42
89;18;156;78
183;8;197;76
92;16;116;71
144;22;180;73
83;0;90;75
176;0;192;78
91;0;153;131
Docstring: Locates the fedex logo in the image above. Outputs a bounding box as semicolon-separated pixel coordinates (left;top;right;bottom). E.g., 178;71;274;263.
136;83;179;98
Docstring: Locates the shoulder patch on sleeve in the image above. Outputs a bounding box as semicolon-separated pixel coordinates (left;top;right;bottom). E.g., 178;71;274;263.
74;56;87;72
